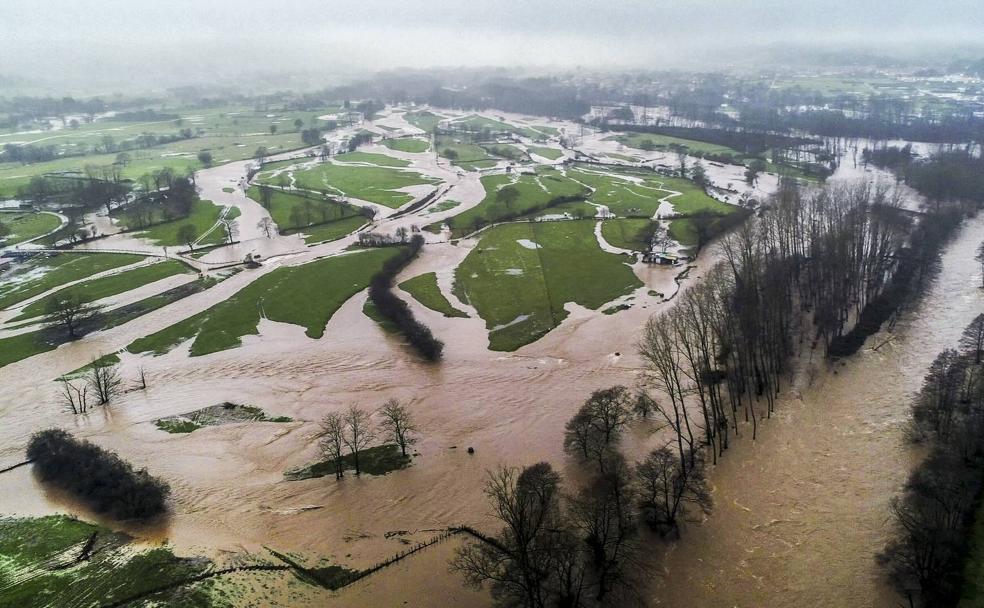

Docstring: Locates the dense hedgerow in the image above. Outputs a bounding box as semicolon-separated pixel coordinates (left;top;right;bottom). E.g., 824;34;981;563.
27;429;170;521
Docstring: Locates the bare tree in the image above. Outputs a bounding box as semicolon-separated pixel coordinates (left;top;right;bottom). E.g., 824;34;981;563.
378;399;418;457
60;378;88;414
976;241;984;288
319;413;346;479
44;294;100;339
176;223;197;251
452;463;581;608
87;359;123;405
961;314;984;365
563;386;633;471
343;405;375;475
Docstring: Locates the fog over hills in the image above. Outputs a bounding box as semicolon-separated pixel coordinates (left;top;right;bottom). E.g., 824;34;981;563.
3;0;984;92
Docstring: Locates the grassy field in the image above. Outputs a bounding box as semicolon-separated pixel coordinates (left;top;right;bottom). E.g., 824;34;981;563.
403;110;444;133
610;132;740;157
333;151;410;167
9;260;190;322
245;186;359;232
0;252;145;310
263;162;438;209
399;272;468;318
0;276;218;368
570;165;733;217
0;105;340;198
125;199;226;247
383;138;430;153
435;134;494;166
0;515;225;607
528;146;564;160
440;171;587;238
482;143;527;161
451;115;543;139
129;248;403;357
295;215;368;245
453;221;641;351
0;211;61;245
601;218;656;251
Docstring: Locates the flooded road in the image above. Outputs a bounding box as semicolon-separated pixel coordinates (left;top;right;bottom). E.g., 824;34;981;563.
654;212;984;607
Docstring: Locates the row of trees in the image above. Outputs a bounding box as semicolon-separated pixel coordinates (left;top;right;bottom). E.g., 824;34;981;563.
318;399;418;478
881;316;984;606
27;429;170;521
367;234;444;361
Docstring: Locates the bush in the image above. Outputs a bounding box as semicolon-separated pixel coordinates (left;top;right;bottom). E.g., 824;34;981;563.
27;429;170;521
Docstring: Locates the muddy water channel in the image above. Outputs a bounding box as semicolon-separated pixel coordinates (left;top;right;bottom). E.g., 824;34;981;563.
655;213;984;607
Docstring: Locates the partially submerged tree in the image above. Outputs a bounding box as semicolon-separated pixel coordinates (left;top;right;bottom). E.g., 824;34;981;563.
635;446;711;534
44;293;100;339
343;405;375;475
319;413;346;479
563;386;633;470
87;359;123;405
378;399;418;457
257;217;275;238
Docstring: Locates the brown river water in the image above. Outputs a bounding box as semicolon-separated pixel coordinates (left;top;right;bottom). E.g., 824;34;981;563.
0;111;981;606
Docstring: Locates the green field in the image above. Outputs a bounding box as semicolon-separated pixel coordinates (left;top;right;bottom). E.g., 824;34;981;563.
528;146;564;161
383;138;430;153
9;260;191;322
245;186;360;233
453;221;641;351
0;105;340;198
333;151;410;167
399;272;468;318
403;110;444;133
0;253;145;310
125;199;227;247
482;144;527;161
263;162;438;209
570;165;733;217
0;515;225;607
440;171;587;238
0;212;61;245
601;218;657;251
450;115;543;139
129;248;403;357
295;215;368;245
435;135;494;166
610;132;740;157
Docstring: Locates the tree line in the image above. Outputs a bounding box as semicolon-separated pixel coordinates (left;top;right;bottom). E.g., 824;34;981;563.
27;429;170;521
367;234;444;361
881;315;984;606
318;399;418;478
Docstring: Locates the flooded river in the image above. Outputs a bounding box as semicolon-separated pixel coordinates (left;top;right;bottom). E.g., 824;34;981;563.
654;212;984;607
1;110;981;606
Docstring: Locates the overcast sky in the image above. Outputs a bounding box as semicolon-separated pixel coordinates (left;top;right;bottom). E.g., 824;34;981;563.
3;0;984;92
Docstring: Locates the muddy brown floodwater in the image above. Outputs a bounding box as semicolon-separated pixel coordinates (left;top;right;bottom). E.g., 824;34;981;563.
654;212;984;608
0;111;980;607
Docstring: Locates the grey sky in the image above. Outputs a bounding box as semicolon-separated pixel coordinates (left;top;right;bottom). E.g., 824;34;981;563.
3;0;984;91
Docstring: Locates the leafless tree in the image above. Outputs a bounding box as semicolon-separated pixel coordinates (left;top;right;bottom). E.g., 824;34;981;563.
60;379;88;414
343;405;375;475
378;398;418;457
87;359;123;405
319;413;346;479
563;386;633;471
635;446;711;534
